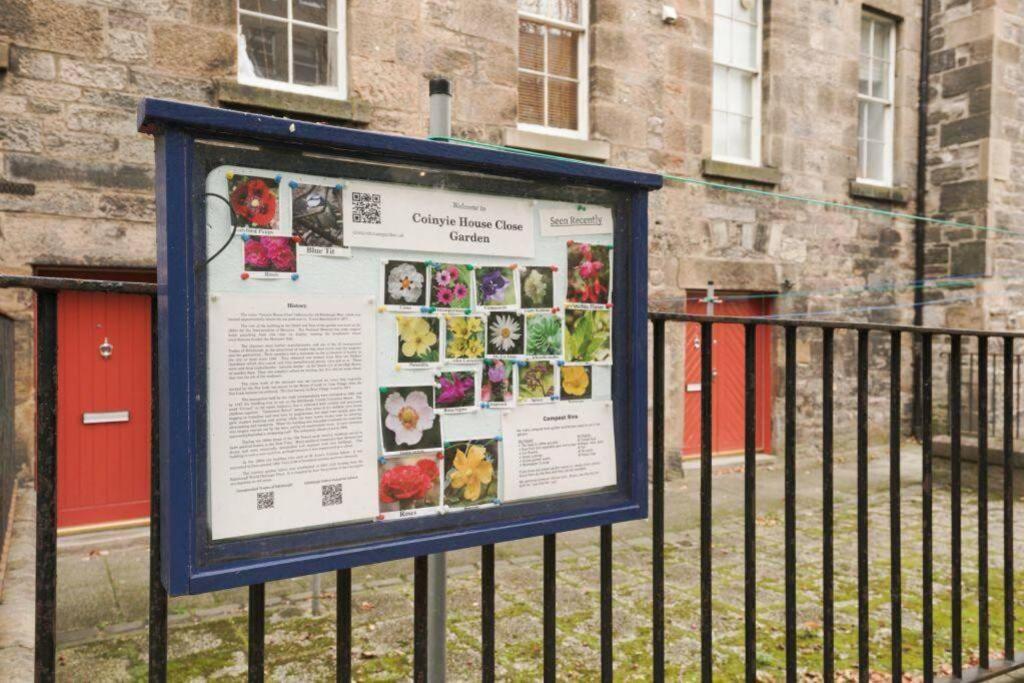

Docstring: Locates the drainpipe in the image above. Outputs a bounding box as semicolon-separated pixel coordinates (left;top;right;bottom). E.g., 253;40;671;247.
912;0;932;439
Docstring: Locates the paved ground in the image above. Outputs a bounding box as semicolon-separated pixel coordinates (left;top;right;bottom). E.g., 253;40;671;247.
4;443;1024;681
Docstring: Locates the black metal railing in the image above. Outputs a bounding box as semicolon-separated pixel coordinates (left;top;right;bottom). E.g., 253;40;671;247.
0;311;15;570
4;273;1024;682
940;350;1024;441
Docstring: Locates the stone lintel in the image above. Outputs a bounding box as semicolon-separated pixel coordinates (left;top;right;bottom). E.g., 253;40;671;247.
700;159;781;186
848;180;910;204
215;80;372;126
675;257;780;292
501;128;611;161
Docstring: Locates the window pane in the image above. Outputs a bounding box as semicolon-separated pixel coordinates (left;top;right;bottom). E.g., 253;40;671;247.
873;21;891;61
860;18;872;58
548;27;578;78
857;100;868;140
293;0;331;26
732;20;756;70
518;72;545;125
240;14;288;82
519;20;544;72
713;15;731;64
733;0;756;23
713;109;729;157
712;65;728;112
292;25;334;86
548;77;578;129
714;0;731;17
865;139;886;181
734;114;752;160
729;68;752;116
870;59;889;99
865;100;886;142
858;54;870;96
517;0;579;23
240;0;287;17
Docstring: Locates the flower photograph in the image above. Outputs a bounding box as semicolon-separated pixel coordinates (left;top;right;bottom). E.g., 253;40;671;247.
383;260;428;307
434;370;478;413
481;360;514;407
443;439;499;508
443;315;486;362
560;365;592;400
291;182;345;247
475;266;518;308
517;361;557;401
396;316;440;365
378;455;440;513
564;309;612;363
565;242;611;306
520;266;555;309
431;263;473;309
243;235;296;273
229;175;279;231
525;312;563;358
379;386;443;454
486;312;525;357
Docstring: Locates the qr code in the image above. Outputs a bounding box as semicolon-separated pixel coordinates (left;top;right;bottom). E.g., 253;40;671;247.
351;192;381;224
322;484;344;507
257;491;274;510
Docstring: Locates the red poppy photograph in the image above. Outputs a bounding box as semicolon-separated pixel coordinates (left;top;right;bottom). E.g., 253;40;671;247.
228;175;279;230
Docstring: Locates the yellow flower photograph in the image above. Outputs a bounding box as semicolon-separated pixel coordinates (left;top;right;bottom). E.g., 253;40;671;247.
560;365;593;401
443;314;486;362
396;315;440;364
443;439;500;507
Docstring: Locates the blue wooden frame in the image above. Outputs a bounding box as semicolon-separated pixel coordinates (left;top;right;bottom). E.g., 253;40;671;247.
139;98;661;595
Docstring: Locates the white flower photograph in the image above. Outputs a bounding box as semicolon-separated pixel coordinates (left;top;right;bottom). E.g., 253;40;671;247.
382;260;429;308
378;385;443;454
486;311;526;357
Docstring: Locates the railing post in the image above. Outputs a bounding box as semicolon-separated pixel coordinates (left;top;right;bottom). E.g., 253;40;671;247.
34;290;58;682
148;295;168;681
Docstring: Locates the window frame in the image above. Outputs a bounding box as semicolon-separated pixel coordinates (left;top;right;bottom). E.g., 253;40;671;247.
711;0;764;167
516;1;590;140
857;11;896;187
237;0;348;100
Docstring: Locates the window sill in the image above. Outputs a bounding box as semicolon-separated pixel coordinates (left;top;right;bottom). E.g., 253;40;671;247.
849;180;909;204
502;128;610;162
701;159;781;186
215;80;372;126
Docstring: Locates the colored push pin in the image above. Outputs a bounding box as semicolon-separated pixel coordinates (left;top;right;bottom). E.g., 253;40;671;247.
494;435;503;442
463;307;472;315
291;273;299;281
379;387;389;393
435;452;444;460
225;170;234;180
240;272;250;280
288;179;298;189
607;302;614;309
493;499;502;506
394;364;402;371
240;233;250;242
607;245;614;250
292;235;301;243
376;514;385;521
465;264;474;270
334;182;344;191
378;306;386;313
550;265;559;272
550;395;558;401
274;174;282;183
557;360;565;366
509;263;518;270
567;240;574;246
438;507;448;516
551;307;559;314
480;401;490;409
378;456;386;465
517;360;528;367
577;204;586;212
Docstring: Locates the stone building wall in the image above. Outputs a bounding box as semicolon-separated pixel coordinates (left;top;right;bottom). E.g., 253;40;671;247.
0;0;930;468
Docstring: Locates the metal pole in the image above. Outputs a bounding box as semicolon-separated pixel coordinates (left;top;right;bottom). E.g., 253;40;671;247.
426;76;452;683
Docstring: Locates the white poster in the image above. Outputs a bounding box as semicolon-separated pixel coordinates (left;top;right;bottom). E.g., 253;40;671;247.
539;205;614;237
501;401;617;502
344;179;536;257
207;293;378;539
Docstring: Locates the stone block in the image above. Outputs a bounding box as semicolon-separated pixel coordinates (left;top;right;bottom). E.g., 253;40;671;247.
951;240;987;275
107;29;149;64
939;179;988;212
941;62;991;98
10;47;55;80
2;0;105;58
192;0;235;26
940;114;990;146
59;58;129;90
66;105;138;137
127;70;214;103
0;118;43;154
152;22;235;77
45;131;119;159
5;155;153;191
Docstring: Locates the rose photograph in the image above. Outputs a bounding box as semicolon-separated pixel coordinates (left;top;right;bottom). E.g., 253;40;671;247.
560;364;592;400
486;312;525;357
434;370;478;413
244;235;296;273
520;266;555;309
565;242;611;306
443;315;486;362
378;455;440;513
291;182;345;247
564;309;612;363
517;361;557;401
383;260;429;307
396;315;441;365
481;360;514;407
379;385;443;454
525;312;563;358
431;263;473;309
229;174;279;231
443;439;499;508
475;266;518;308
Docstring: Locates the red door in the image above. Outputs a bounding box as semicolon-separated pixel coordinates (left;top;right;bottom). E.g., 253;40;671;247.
56;291;151;528
682;294;772;457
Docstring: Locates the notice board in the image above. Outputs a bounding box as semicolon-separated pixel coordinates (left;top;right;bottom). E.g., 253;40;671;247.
139;98;662;595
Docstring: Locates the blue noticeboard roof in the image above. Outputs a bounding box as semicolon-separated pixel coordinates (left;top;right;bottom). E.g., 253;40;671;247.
141;98;657;595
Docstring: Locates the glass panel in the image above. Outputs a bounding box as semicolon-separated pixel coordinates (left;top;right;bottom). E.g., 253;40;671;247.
860;17;872;57
713;109;728;157
714;0;731;17
857;100;868;140
713;15;730;64
873;21;891;61
865;139;886;181
732;21;756;71
865;100;886;142
547;77;578;130
858;53;870;96
729;68;753;116
548;27;578;78
518;0;579;23
733;114;752;160
240;0;287;17
519;20;545;72
733;0;756;23
293;0;331;26
240;14;288;82
518;72;545;125
870;59;888;99
712;65;728;112
292;25;334;86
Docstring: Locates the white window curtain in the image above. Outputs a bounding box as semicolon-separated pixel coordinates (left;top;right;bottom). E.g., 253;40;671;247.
712;0;762;165
517;0;589;138
857;13;896;185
